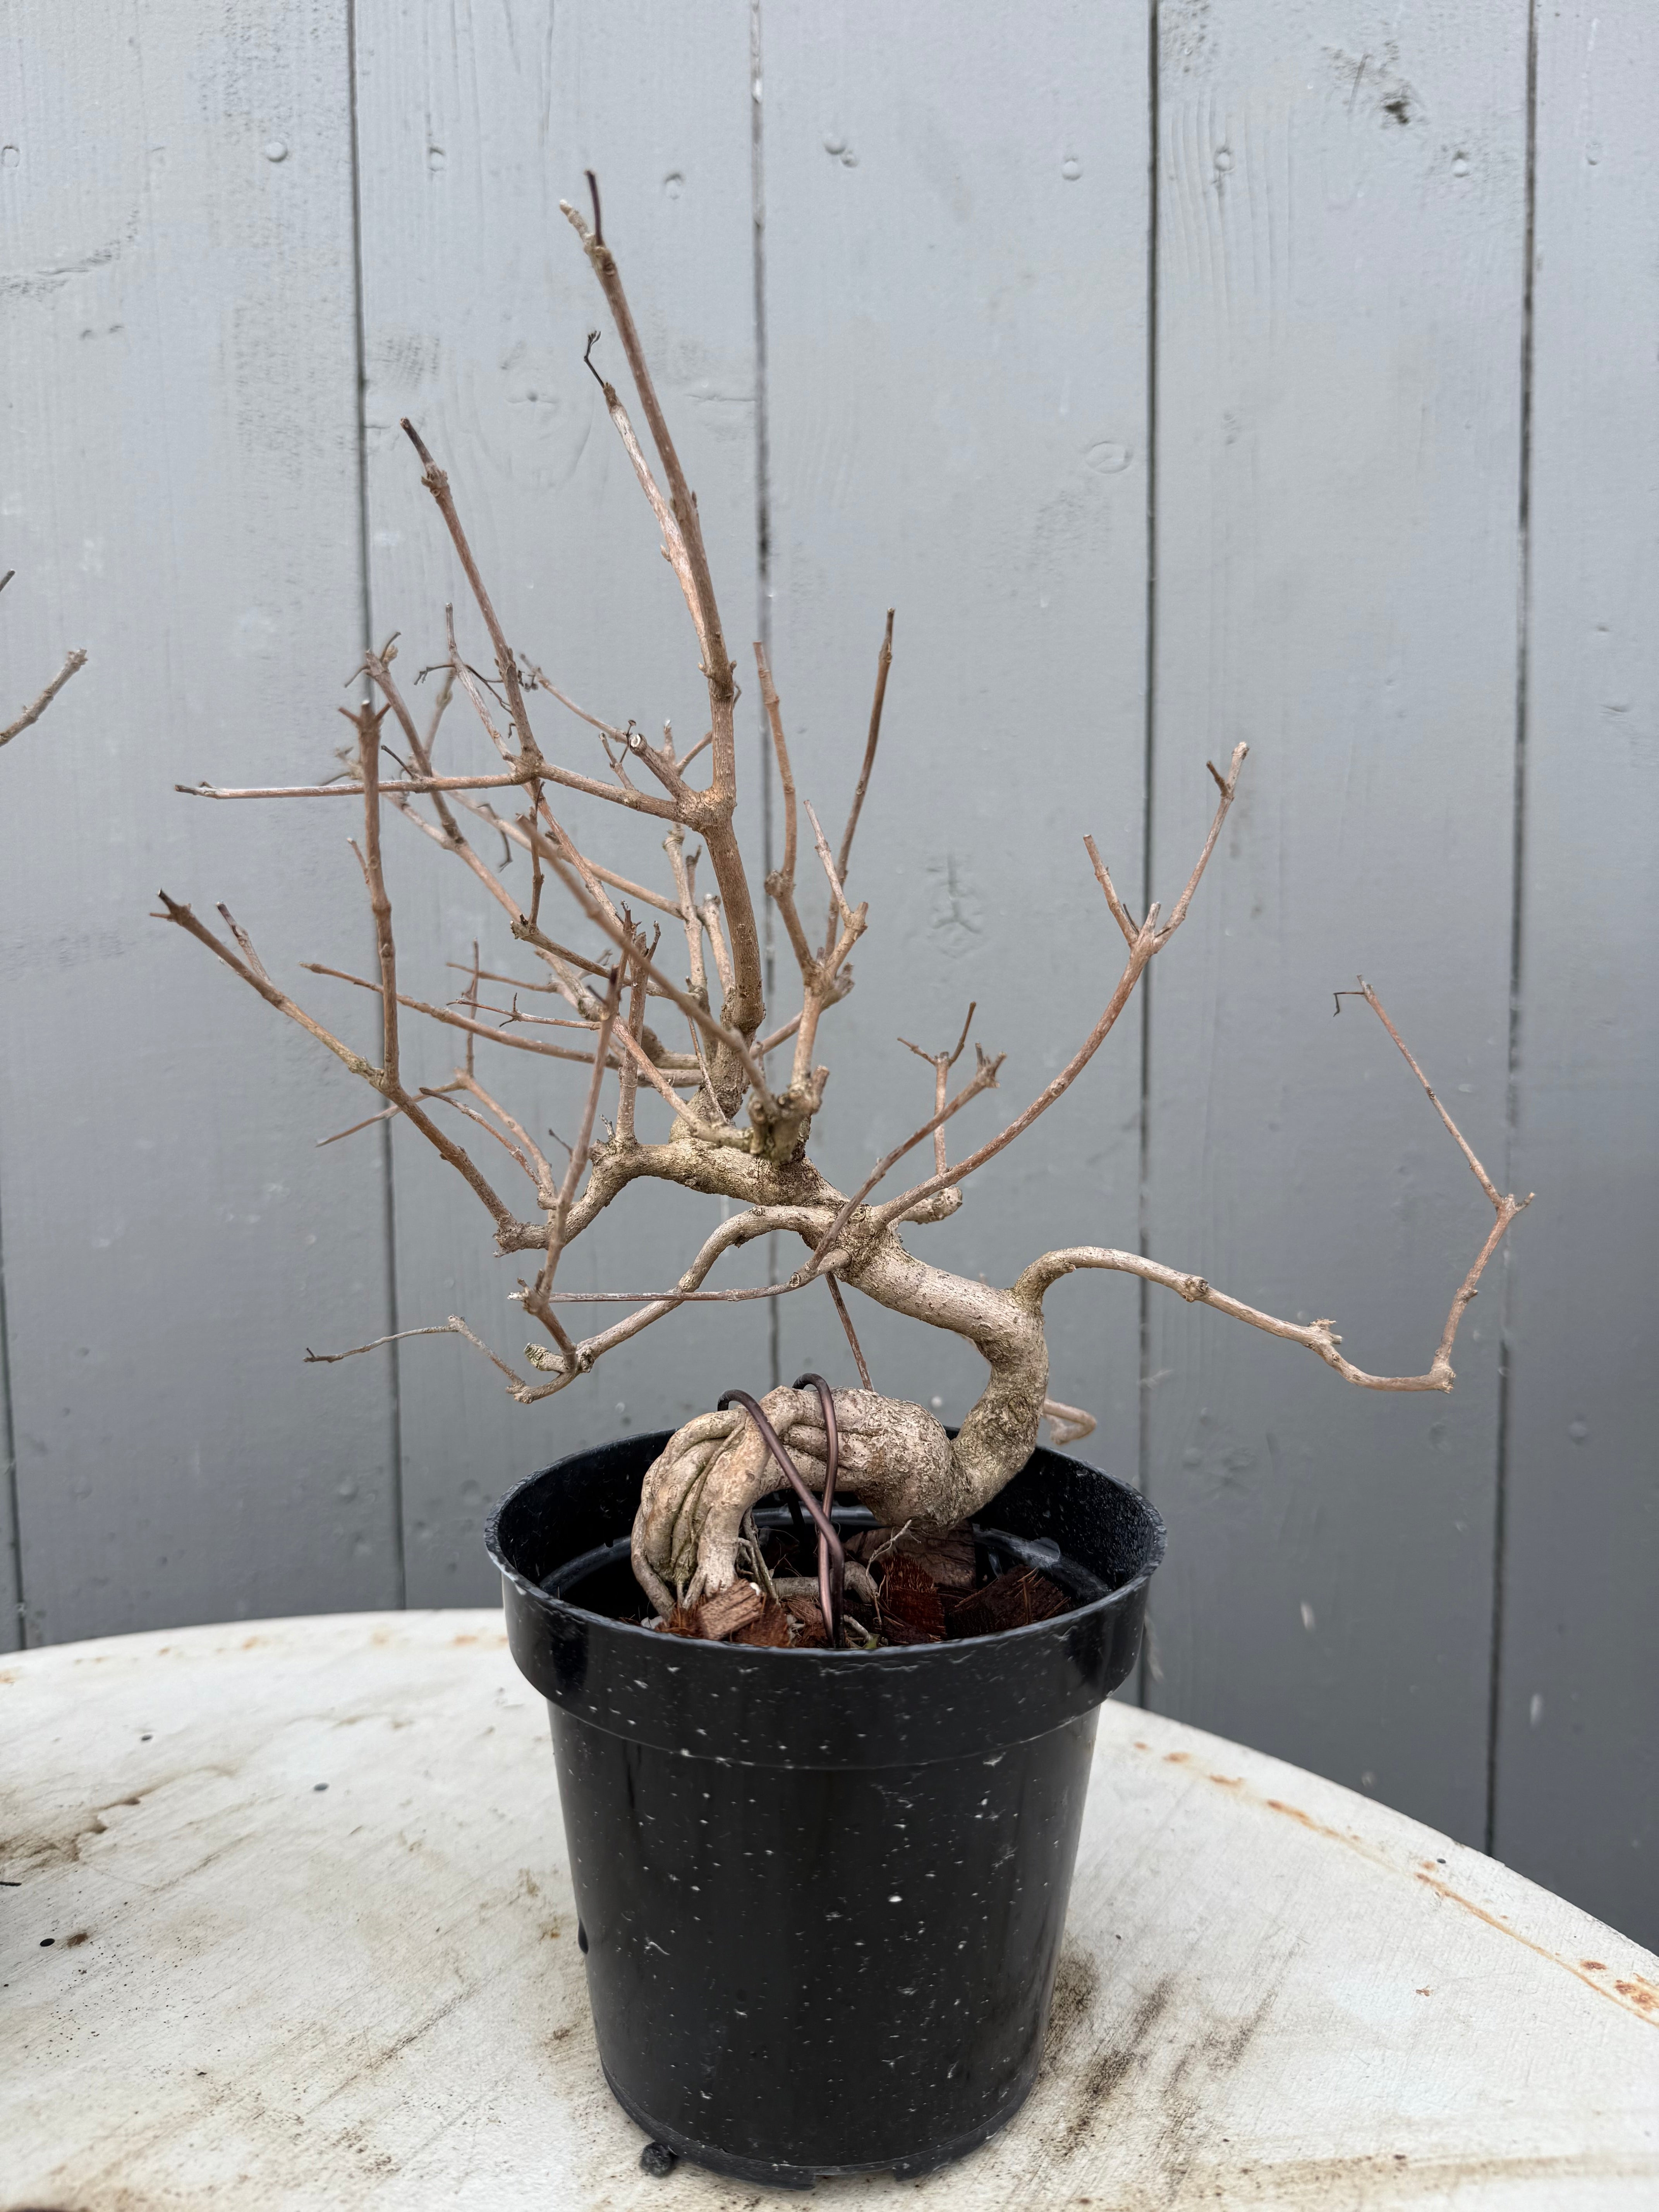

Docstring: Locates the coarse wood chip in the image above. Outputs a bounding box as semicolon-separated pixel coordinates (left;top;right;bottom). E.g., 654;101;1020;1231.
694;1581;766;1642
784;1593;830;1648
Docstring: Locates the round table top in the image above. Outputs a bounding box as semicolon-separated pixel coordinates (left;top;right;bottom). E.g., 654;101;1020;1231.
3;1610;1655;2209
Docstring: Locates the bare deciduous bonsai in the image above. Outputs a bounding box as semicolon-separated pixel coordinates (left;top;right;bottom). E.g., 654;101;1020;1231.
161;199;1529;1633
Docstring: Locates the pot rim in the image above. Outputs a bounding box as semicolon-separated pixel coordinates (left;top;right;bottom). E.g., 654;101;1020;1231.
485;1425;1166;1668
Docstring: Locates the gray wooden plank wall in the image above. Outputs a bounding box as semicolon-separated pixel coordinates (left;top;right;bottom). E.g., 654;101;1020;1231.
1;3;1652;1948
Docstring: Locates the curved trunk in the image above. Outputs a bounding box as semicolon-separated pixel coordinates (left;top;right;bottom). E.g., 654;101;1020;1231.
838;1229;1050;1527
631;1218;1053;1609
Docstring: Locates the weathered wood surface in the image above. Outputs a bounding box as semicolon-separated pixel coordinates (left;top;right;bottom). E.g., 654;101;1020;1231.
1492;3;1659;1941
0;2;400;1647
0;2;1653;1950
4;1612;1655;2209
1143;2;1528;1846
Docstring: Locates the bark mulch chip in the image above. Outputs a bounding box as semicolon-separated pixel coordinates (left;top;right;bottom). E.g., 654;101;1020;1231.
945;1566;1070;1641
876;1553;947;1645
731;1596;792;1647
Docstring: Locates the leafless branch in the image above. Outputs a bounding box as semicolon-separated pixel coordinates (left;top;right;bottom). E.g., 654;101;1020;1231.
1339;978;1504;1207
522;815;776;1111
616;934;651;1146
804;1046;1003;1277
350;702;400;1088
401;418;541;770
1083;834;1139;947
177;767;542;802
516;1204;832;1397
826;608;893;953
520;959;624;1362
827;1275;874;1389
2;646;87;749
1018;979;1530;1393
302;960;627;1070
156;896;520;1242
898;1002;976;1177
1041;1398;1097;1447
316;1103;402;1149
304;1313;534;1395
563;193;766;1085
874;746;1249;1228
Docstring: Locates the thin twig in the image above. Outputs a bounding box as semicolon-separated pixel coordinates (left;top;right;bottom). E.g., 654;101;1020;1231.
2;647;87;748
177;768;543;801
615;929;656;1147
826;1275;874;1389
522;961;625;1360
523;816;776;1107
1083;834;1139;947
1340;979;1503;1207
302;961;627;1069
826;608;893;953
803;1047;1003;1277
562;194;766;1081
514;1204;833;1396
1017;977;1530;1394
216;904;271;984
316;1103;402;1149
1041;1398;1097;1447
874;747;1249;1228
156;896;519;1239
400;419;541;769
898;1003;976;1176
756;643;809;977
352;702;399;1089
304;1314;533;1396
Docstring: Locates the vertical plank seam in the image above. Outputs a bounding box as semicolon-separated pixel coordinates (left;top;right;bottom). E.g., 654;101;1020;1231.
1136;0;1161;1706
1488;0;1540;1857
346;0;407;1609
751;0;781;1391
0;1187;24;1647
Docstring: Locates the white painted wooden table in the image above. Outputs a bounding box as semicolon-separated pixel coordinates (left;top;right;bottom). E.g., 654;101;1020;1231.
3;1613;1655;2209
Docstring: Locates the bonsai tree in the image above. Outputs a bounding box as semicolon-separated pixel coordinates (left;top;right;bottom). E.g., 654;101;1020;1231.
162;198;1529;1629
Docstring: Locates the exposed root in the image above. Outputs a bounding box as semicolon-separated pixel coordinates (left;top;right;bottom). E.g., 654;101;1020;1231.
637;1386;970;1604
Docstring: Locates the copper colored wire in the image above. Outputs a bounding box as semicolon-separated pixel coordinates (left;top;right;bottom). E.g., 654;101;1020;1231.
793;1374;843;1635
718;1387;845;1645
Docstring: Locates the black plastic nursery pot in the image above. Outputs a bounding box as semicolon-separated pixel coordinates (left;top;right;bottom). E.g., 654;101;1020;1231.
486;1429;1164;2188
